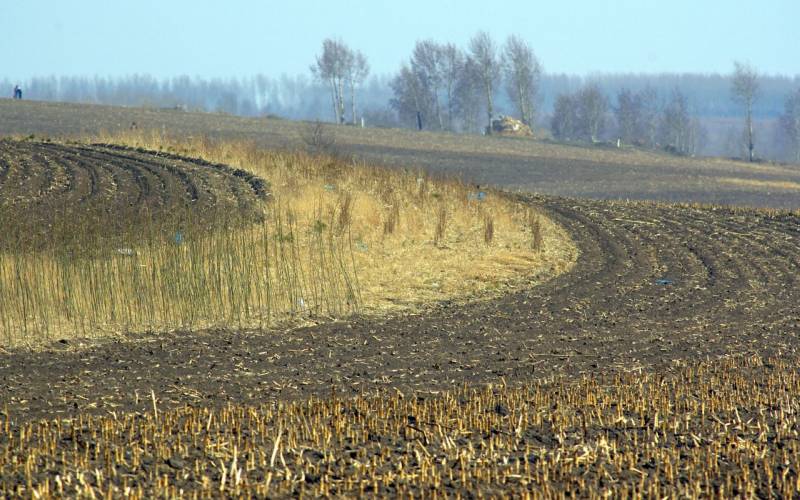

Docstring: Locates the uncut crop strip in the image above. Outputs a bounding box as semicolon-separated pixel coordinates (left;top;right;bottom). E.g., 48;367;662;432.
0;140;359;346
0;355;798;498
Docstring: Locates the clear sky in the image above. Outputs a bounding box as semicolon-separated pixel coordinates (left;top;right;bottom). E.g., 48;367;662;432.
1;0;797;79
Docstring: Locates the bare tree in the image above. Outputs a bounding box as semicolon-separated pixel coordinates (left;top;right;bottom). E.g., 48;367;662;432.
300;120;336;155
660;88;690;154
311;38;353;124
779;87;800;163
346;50;369;125
551;85;608;143
731;61;760;162
614;88;642;145
391;41;457;131
577;84;607;142
390;63;429;129
440;43;464;131
658;88;706;156
551;93;578;141
453;58;484;133
411;40;445;130
639;86;661;148
501;35;541;127
467;31;500;134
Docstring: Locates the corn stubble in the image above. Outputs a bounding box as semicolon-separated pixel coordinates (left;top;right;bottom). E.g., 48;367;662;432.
1;355;797;497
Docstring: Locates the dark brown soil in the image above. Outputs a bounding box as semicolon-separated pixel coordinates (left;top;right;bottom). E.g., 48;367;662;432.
0;139;267;250
2;194;798;421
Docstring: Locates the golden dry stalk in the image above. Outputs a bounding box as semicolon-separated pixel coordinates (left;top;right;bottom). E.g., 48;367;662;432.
1;355;798;497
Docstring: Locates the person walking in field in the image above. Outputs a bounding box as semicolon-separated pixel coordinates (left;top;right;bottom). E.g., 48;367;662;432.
13;85;22;99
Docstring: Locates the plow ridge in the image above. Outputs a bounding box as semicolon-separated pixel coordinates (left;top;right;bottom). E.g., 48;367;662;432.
0;139;269;249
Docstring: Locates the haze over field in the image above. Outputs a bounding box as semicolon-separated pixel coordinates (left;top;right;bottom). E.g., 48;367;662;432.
2;1;799;161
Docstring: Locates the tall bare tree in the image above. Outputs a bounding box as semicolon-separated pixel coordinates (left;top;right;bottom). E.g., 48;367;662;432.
639;86;661;148
390;63;429;129
780;87;800;163
501;35;541;127
659;88;691;154
311;38;353;124
614;88;643;145
411;40;445;130
467;31;500;134
453;58;484;133
346;50;370;125
658;88;706;156
731;61;760;162
440;43;464;131
392;41;462;131
577;84;607;142
551;93;578;141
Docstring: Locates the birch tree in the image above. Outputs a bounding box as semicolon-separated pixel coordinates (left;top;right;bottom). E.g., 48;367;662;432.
467;31;500;134
614;88;642;144
502;35;541;127
411;40;445;129
780;87;800;163
440;43;464;131
347;50;370;125
731;61;760;162
311;38;352;124
390;63;429;129
577;84;607;142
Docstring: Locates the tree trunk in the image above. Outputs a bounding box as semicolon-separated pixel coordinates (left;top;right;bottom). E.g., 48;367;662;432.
746;103;754;162
434;93;443;131
485;82;493;135
336;79;345;124
329;78;338;123
351;82;356;125
446;84;454;131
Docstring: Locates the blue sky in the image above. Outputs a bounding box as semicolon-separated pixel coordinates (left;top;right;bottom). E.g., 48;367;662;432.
1;0;797;79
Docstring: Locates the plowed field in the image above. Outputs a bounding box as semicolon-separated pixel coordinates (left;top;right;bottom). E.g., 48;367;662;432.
0;140;267;249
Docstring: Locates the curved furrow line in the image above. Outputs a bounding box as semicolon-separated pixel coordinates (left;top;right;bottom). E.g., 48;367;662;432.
78;147;205;209
0;140;269;251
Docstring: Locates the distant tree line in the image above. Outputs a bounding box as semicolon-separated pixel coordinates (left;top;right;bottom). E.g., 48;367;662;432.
3;36;799;162
550;84;706;156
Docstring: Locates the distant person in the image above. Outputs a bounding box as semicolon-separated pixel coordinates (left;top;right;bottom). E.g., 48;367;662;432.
13;85;22;100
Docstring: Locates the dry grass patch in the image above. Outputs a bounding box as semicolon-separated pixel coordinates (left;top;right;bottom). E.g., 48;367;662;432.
0;131;575;346
106;130;576;316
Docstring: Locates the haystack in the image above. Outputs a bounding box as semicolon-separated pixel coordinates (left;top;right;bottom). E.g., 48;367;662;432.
489;116;533;137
